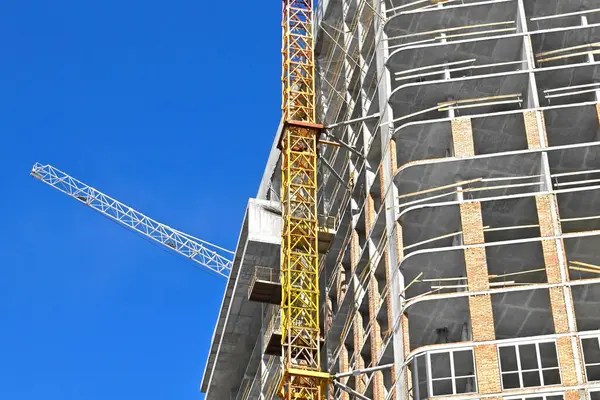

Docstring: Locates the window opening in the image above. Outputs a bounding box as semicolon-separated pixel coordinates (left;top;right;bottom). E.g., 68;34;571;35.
427;348;476;397
498;341;561;389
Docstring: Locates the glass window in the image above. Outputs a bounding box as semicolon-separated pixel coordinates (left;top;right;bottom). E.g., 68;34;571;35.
505;393;564;400
581;336;600;382
499;340;561;389
427;348;476;397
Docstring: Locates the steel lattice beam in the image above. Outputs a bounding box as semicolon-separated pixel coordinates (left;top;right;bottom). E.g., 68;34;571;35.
280;0;329;398
31;163;233;278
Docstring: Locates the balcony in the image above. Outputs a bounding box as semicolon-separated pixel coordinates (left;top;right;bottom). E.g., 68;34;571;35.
318;214;337;254
248;266;281;305
264;307;282;357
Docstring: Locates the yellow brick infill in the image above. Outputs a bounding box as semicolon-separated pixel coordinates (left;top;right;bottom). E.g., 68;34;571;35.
401;314;410;358
550;286;570;334
474;344;502;394
596;103;600;127
383;249;393;339
340;344;349;400
557;336;579;387
542;240;562;284
460;202;485;245
564;390;581;400
389;139;398;171
451;118;475;157
379;164;386;202
369;276;385;400
366;194;375;234
469;294;496;342
395;222;404;260
465;247;490;292
351;230;360;273
536;194;562;237
354;312;366;393
524;111;542;149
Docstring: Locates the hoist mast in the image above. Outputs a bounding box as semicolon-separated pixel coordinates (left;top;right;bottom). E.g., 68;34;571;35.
30;163;233;278
279;0;329;398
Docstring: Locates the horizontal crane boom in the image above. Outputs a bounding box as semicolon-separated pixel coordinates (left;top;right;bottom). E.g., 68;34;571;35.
31;163;233;278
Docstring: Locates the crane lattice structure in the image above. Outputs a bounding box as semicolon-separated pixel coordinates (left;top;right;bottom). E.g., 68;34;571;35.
279;0;329;398
30;163;233;278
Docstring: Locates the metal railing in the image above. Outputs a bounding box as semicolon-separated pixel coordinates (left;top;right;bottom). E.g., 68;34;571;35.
248;266;280;299
264;306;282;349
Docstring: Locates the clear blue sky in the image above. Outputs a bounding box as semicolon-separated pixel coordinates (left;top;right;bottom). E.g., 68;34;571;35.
1;1;280;399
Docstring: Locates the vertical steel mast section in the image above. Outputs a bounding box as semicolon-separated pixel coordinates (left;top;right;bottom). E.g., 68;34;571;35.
279;0;328;399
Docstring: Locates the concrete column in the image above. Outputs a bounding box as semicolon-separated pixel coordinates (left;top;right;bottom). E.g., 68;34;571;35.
374;0;405;396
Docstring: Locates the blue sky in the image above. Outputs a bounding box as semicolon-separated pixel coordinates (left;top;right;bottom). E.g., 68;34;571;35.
1;1;280;399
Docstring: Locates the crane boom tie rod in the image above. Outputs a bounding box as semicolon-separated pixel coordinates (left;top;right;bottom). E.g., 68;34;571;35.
30;162;233;278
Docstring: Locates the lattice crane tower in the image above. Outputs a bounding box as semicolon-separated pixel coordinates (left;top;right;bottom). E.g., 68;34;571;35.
279;0;329;399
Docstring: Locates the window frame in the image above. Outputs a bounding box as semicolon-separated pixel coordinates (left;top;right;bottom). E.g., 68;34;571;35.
497;339;562;389
504;392;565;400
426;347;477;397
580;334;600;382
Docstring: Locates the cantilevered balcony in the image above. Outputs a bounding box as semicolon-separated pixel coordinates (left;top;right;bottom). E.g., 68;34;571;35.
248;266;281;305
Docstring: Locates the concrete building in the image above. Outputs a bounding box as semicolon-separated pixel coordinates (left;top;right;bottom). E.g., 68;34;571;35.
201;1;600;399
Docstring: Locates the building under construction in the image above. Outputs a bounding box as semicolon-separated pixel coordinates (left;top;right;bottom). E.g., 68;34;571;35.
200;0;600;399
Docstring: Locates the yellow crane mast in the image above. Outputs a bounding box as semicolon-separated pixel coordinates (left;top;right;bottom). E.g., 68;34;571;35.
279;0;329;399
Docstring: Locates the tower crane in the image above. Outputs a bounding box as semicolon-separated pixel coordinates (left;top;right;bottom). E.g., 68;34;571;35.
30;162;233;278
278;0;330;399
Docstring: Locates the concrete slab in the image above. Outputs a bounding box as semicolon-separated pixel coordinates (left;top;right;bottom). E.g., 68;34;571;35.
201;199;281;399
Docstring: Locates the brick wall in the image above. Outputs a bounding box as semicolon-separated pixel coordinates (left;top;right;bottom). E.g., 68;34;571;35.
465;247;490;292
369;276;385;399
474;344;502;394
557;336;578;386
469;294;496;341
524;111;542;149
351;230;360;274
340;345;349;400
451;118;475;157
353;313;366;393
366;194;375;234
460;202;485;245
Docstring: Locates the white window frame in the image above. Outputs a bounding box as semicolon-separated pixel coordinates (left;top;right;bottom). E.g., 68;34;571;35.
580;334;600;382
426;347;477;397
498;339;562;389
504;392;565;400
589;388;600;400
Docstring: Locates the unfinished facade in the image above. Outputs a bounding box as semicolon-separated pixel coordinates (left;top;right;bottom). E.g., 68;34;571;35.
200;1;600;399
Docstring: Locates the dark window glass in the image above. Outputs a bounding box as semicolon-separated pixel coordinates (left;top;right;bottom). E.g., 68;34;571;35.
522;371;541;387
542;368;561;385
500;346;518;371
519;344;539;370
502;372;520;389
453;350;474;377
539;342;558;368
430;353;451;379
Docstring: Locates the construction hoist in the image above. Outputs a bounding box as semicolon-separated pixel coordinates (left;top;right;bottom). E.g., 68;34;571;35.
279;0;330;399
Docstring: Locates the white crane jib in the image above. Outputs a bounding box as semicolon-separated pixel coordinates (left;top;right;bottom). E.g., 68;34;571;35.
31;163;233;278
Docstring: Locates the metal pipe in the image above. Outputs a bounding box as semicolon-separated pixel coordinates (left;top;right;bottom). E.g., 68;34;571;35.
324;135;365;159
333;381;372;400
320;156;351;190
334;363;395;379
326;113;381;129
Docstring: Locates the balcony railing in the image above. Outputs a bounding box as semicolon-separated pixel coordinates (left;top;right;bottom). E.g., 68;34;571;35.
248;266;282;305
